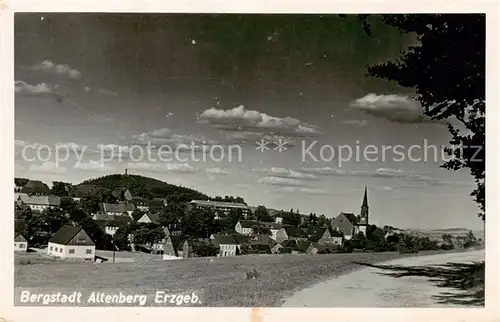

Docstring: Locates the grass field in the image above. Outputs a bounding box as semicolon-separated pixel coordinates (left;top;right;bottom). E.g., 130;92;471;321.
14;251;462;307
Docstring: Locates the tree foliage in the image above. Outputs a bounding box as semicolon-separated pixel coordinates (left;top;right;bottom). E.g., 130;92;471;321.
362;14;485;219
254;205;272;222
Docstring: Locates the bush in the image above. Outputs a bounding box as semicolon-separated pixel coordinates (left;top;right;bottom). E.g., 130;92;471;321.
440;243;455;250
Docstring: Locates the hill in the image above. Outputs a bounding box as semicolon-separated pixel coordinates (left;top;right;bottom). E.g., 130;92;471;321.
406;228;484;241
77;174;209;202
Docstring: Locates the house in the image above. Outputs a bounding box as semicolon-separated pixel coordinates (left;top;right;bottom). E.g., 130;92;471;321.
133;198;150;212
98;202;135;217
14;233;27;252
309;227;343;246
137;213;160;225
274;215;283;224
259;222;283;240
133;198;167;213
18;195;61;211
47;226;95;260
331;212;359;240
249;234;276;247
190;200;251;218
212;234;240;257
235;220;260;235
94;215;128;237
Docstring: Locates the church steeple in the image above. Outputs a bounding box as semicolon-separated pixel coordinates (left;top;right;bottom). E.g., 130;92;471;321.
360;186;369;225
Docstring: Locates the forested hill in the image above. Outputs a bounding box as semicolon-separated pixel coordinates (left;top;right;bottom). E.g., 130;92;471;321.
77;174;209;202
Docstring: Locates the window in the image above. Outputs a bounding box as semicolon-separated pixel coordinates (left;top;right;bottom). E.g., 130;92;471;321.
60;248;63;252
19;243;25;248
69;249;75;254
86;249;92;254
50;246;53;251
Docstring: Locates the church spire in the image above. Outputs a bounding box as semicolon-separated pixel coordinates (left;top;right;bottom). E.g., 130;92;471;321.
360;186;369;225
362;186;368;208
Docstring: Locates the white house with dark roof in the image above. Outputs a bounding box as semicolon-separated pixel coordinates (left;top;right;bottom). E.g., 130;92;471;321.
14;233;27;252
98;202;135;217
18;195;61;211
47;225;95;260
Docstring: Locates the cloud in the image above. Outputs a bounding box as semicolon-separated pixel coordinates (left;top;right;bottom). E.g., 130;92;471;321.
342;119;368;126
350;93;439;124
251;167;316;180
375;186;395;191
15;81;65;102
127;162;197;173
223;131;297;147
29;161;67;174
198;105;323;139
257;176;306;187
74;160;115;172
300;166;472;187
30;60;82;79
130;128;219;150
83;86;118;96
277;187;331;195
206;168;230;175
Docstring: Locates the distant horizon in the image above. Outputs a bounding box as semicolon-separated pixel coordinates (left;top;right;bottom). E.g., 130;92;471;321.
14;171;483;232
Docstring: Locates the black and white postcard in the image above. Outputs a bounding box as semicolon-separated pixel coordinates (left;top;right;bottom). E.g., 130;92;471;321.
1;1;498;322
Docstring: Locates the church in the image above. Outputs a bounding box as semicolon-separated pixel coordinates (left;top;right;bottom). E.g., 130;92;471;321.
330;186;369;239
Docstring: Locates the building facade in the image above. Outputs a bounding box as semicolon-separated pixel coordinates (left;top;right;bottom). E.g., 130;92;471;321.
14;233;27;252
47;226;95;260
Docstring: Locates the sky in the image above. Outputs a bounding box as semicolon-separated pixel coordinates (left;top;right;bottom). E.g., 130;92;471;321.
14;13;482;230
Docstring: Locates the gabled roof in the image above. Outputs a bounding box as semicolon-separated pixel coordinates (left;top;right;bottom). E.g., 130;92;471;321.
14;233;27;242
296;240;312;252
249;234;277;247
49;225;94;246
140;213;160;224
308;227;328;242
100;202;135;213
337;212;358;225
283;225;308;238
22;195;61;206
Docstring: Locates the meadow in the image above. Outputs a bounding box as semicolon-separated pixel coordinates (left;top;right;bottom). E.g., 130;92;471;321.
13;250;461;307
